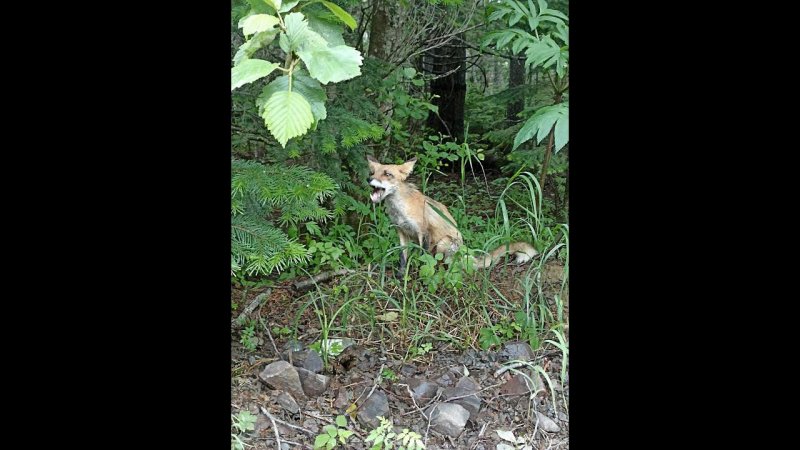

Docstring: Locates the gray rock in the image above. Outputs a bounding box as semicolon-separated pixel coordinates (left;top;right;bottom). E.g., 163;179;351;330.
297;367;331;396
289;350;324;374
334;388;350;409
276;391;300;414
400;364;417;377
501;341;535;361
404;378;439;404
259;361;306;400
499;374;533;396
443;377;481;419
428;402;469;438
357;390;390;429
534;411;560;432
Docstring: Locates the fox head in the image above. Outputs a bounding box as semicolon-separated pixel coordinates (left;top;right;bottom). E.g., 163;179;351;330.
366;155;417;203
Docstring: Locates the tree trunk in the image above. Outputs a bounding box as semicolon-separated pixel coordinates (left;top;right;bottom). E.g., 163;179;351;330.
368;0;391;60
424;34;466;142
506;52;525;125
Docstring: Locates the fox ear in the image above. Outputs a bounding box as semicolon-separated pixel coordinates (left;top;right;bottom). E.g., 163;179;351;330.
367;155;380;172
398;157;417;179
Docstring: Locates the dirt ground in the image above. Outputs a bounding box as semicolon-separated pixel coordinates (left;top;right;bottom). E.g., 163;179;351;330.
231;261;568;450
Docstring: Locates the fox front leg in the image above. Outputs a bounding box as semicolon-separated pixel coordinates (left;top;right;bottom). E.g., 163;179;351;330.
397;232;409;277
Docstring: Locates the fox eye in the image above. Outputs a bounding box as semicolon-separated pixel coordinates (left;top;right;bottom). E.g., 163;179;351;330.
384;171;393;178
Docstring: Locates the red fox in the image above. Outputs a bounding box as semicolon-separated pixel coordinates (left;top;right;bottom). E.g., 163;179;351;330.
367;155;537;272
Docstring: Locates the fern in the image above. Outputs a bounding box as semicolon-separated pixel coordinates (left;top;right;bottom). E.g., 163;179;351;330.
231;158;338;277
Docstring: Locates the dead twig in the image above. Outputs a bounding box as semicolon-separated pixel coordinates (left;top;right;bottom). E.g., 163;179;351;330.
262;406;282;450
233;289;270;325
260;406;315;436
292;269;354;291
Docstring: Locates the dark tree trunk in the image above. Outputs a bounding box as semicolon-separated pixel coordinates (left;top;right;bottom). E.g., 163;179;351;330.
506;52;525;125
424;35;466;142
368;0;391;61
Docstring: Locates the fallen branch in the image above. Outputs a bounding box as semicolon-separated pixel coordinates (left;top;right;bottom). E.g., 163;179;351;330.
292;269;354;291
262;406;282;450
261;406;315;436
233;289;270;325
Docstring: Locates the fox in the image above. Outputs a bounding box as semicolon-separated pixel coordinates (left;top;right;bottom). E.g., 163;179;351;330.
367;155;537;273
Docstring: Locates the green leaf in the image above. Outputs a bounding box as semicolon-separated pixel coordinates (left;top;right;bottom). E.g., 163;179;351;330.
307;13;345;46
403;67;417;79
280;0;300;12
420;264;435;277
512;103;568;150
314;434;330;449
262;90;314;147
257;73;327;124
264;0;282;11
231;59;279;90
297;44;363;84
544;8;569;22
233;30;279;66
336;415;347;427
321;1;357;31
242;14;280;36
553;112;568;153
324;425;337;437
283;12;310;51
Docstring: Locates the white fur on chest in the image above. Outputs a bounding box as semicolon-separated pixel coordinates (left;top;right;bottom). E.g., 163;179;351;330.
385;197;421;236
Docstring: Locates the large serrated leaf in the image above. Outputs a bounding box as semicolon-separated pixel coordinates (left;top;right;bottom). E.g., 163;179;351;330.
321;1;357;31
512;103;568;150
242;14;279;36
231;59;279;90
233;30;279;66
297;44;363;84
283;12;309;51
262;90;314;147
257;73;327;124
279;0;300;12
307;13;345;46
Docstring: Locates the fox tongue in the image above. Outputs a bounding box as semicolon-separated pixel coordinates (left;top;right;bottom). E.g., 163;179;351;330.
370;189;381;202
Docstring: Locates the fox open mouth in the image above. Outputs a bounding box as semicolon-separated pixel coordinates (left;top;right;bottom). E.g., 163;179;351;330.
370;187;386;203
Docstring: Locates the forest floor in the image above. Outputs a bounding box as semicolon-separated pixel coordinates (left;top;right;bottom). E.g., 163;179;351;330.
231;258;568;450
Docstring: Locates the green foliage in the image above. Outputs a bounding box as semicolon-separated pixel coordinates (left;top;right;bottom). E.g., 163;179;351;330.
231;0;363;147
231;410;257;450
314;415;354;449
483;0;569;155
231;158;338;277
365;416;425;450
381;368;398;381
239;319;258;351
478;311;539;350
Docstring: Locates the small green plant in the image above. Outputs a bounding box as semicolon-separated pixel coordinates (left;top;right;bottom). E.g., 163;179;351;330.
314;415;354;449
381;368;398;382
409;342;433;359
365;416;425;450
479;311;538;350
231;411;257;450
240;320;258;351
271;326;293;337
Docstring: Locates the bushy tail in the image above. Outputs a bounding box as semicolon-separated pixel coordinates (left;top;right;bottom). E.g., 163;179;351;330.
472;242;538;269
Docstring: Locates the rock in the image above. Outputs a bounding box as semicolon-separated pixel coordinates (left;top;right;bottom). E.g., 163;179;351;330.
534;411;560;432
443;377;481;419
428;402;469;438
259;361;306;400
276;391;300;414
357;390;390;429
501;342;535;361
404;378;439;404
296;367;331;396
499;374;532;396
289;350;324;374
400;364;417;377
334;388;350;409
